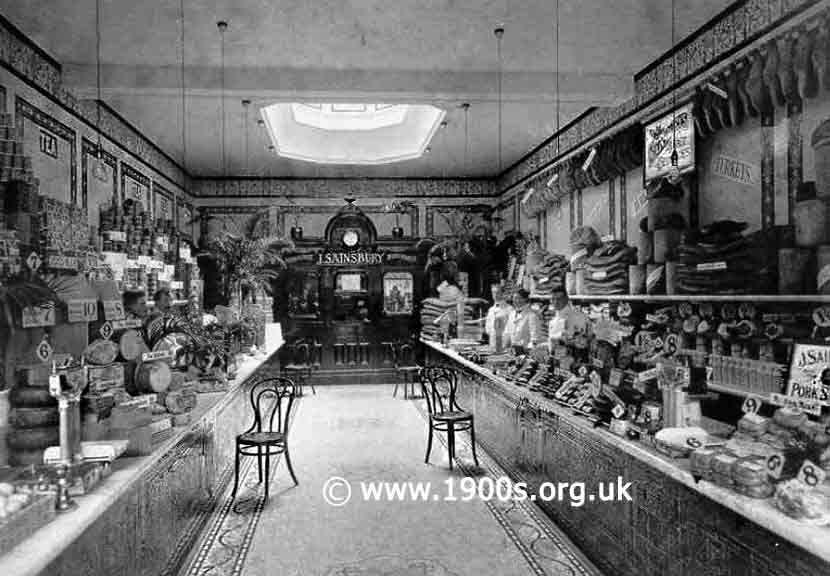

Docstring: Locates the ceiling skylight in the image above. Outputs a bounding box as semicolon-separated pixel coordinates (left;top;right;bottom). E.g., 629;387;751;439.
291;103;408;131
260;102;445;165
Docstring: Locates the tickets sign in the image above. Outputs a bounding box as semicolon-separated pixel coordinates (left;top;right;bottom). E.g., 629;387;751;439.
785;342;830;405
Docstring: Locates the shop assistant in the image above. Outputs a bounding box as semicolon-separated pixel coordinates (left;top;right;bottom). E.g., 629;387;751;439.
484;284;513;352
506;289;541;354
547;286;588;347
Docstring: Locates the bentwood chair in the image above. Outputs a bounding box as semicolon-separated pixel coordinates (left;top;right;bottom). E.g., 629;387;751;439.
282;340;316;396
232;377;298;501
421;366;479;470
391;340;422;399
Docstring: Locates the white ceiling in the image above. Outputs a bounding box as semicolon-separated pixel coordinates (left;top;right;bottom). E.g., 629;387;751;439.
0;0;732;179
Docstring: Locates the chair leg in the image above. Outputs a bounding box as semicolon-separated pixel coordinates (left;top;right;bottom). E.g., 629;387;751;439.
308;370;316;394
264;451;270;502
257;447;263;483
403;372;408;399
232;449;241;499
447;423;455;471
425;424;434;464
284;447;299;486
470;421;479;467
393;379;400;397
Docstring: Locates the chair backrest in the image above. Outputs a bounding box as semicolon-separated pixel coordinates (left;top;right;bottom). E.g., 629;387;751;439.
420;366;461;416
245;377;296;436
398;342;415;367
294;341;311;366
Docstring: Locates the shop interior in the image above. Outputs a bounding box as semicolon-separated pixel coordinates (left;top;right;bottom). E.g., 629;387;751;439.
1;1;830;575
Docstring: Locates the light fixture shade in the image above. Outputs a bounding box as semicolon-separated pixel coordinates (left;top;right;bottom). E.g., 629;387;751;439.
260;103;445;165
92;153;108;182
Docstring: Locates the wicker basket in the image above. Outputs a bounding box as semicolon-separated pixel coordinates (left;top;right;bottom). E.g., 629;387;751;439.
0;491;56;558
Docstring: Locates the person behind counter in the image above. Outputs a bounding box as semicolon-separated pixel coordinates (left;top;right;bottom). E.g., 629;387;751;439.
152;288;172;316
484;284;513;352
547;286;589;347
506;288;540;355
123;289;148;320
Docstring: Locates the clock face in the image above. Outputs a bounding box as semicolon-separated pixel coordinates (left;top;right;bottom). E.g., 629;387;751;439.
342;230;359;247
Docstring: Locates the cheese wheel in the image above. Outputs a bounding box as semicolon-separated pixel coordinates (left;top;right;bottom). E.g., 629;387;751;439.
7;427;59;450
131;361;171;395
118;329;148;361
10;386;55;408
8;449;46;468
11;407;59;428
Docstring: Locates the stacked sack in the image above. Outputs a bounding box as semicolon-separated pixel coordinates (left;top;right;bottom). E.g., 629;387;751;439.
529;253;569;298
675;221;775;294
582;241;637;295
569;226;601;294
646;178;686;264
420;297;455;341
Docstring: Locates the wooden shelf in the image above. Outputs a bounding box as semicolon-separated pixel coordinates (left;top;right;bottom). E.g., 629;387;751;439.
566;294;830;303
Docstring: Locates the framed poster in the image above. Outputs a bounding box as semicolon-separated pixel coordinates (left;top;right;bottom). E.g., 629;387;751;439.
153;182;175;222
383;272;413;315
81;138;117;224
644;102;695;184
785;342;830;405
177;198;194;238
121;163;151;215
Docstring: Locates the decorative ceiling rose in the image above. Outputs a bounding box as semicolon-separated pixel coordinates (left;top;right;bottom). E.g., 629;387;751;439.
260;102;445;165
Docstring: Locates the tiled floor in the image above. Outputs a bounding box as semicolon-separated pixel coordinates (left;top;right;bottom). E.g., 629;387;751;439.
180;385;602;576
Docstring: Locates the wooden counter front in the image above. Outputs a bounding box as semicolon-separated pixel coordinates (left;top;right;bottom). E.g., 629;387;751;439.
0;351;280;576
423;340;830;576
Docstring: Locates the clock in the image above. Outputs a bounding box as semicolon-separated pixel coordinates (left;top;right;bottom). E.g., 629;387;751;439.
342;230;359;247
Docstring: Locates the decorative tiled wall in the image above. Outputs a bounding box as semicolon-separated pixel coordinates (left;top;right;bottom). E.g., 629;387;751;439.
0;14;187;188
496;0;821;198
191;178;495;199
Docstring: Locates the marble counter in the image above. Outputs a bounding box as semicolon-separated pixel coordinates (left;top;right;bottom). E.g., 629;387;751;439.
424;339;830;573
0;349;279;576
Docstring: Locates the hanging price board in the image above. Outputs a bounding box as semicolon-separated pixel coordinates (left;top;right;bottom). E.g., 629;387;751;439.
102;300;125;320
112;318;142;330
797;460;826;487
26;252;42;271
141;350;173;362
609;368;623;388
766;453;786;479
741;395;763;415
99;321;114;340
35;337;53;363
67;299;98;323
21;305;55;328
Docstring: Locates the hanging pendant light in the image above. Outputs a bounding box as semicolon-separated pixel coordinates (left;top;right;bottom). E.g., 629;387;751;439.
179;0;193;239
495;25;505;174
92;0;107;182
461;102;470;174
217;20;229;234
668;0;681;182
242;99;250;175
